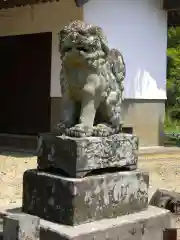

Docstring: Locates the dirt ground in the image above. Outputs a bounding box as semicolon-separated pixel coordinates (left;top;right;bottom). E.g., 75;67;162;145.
0;151;37;208
139;153;180;199
139;153;180;235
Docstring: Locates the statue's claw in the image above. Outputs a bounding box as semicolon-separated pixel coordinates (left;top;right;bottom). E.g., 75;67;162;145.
52;122;66;135
92;124;116;137
65;124;93;137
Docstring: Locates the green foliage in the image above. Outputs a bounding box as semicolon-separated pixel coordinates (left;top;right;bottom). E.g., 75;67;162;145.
166;27;180;121
164;112;180;133
168;27;180;48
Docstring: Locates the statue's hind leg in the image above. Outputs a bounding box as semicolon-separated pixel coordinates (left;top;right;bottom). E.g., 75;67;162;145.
93;90;123;136
106;90;123;127
52;94;76;135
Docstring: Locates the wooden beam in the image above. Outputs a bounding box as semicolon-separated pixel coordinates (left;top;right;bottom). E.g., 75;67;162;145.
0;0;90;9
0;0;56;9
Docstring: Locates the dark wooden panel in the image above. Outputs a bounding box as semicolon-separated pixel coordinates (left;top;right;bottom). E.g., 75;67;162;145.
168;10;180;26
0;32;52;135
163;229;177;240
164;0;180;11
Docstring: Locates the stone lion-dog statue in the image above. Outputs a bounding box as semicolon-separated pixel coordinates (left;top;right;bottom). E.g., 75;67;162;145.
55;20;126;137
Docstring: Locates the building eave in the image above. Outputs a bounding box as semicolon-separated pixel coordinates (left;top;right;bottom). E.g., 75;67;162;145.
0;0;90;10
0;0;179;11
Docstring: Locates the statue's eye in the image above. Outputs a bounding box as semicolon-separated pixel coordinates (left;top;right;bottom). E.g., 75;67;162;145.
77;47;87;52
66;47;72;52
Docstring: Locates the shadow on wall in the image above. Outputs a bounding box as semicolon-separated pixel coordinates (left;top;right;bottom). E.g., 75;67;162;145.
0;149;36;158
123;50;166;99
158;112;165;146
101;0;167;99
121;98;165;145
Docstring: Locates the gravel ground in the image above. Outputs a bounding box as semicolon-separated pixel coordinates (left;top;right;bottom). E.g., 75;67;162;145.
1;150;180;231
139;153;180;236
139;153;180;200
0;151;36;208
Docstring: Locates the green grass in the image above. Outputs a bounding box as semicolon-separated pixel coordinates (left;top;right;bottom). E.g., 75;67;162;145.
164;113;180;133
164;113;180;146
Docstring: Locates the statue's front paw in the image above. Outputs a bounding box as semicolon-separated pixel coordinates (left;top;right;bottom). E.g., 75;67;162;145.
52;122;66;135
65;124;93;137
93;124;116;137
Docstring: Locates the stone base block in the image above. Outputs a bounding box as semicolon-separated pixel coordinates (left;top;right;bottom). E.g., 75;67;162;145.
37;133;138;177
1;207;175;240
3;213;40;240
22;169;148;226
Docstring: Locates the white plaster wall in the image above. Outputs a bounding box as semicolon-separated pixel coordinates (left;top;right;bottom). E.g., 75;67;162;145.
83;0;167;99
0;1;82;97
51;32;62;97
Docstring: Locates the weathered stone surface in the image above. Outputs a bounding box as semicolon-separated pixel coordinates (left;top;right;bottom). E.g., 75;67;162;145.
3;213;40;240
22;169;148;226
39;206;175;240
37;133;138;177
150;189;180;214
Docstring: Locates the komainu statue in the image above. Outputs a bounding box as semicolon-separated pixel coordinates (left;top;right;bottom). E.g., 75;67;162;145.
55;20;126;137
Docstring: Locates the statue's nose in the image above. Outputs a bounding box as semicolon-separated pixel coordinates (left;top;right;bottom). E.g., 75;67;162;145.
71;32;78;42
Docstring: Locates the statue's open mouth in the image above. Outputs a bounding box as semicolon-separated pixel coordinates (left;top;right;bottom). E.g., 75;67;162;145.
63;51;86;67
64;46;89;53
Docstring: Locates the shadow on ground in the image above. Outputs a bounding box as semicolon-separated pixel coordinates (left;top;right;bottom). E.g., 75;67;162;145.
6;207;22;214
0;148;36;158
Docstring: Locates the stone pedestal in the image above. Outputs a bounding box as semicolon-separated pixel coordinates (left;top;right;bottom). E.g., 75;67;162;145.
2;132;175;239
22;169;148;226
39;206;175;240
37;133;138;177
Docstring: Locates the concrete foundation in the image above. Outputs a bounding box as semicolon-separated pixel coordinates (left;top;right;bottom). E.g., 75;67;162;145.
122;99;165;147
2;206;175;240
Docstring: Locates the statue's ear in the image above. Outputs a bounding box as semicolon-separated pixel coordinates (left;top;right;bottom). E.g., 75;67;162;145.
101;39;109;56
88;26;110;56
57;32;62;53
88;25;101;35
58;29;67;53
99;35;109;56
58;29;66;42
